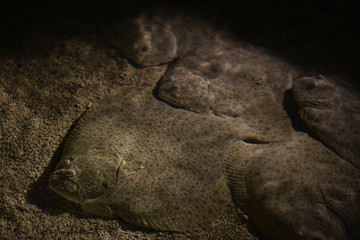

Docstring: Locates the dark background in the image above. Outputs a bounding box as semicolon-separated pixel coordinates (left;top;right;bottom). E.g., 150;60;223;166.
1;0;359;88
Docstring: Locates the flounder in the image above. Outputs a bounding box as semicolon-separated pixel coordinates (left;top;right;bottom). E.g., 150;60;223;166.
156;37;295;117
225;131;360;240
101;8;214;67
102;8;295;117
49;86;293;231
293;75;360;168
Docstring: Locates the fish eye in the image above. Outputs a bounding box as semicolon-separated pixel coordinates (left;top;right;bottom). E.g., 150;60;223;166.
296;230;304;237
314;74;325;80
165;84;179;92
141;46;149;52
306;83;316;90
57;157;73;169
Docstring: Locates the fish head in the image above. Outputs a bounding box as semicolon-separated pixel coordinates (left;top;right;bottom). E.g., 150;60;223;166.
103;11;178;66
293;75;337;110
156;64;211;113
49;153;115;204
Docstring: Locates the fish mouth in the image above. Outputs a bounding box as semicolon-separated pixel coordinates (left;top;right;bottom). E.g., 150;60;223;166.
160;82;179;97
299;108;312;127
157;82;181;105
297;99;330;110
299;107;330;129
49;169;81;203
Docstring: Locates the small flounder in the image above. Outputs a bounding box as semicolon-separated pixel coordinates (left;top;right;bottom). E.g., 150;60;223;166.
49;86;293;231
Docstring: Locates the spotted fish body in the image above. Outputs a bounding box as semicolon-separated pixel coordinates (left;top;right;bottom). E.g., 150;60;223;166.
157;37;295;118
49;86;293;232
293;75;360;168
88;7;360;239
102;8;295;118
225;132;360;240
102;8;214;67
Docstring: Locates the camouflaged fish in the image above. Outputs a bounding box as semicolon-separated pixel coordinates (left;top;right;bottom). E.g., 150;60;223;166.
157;37;295;117
293;75;360;168
101;7;295;118
101;8;214;67
49;86;292;232
225;131;360;240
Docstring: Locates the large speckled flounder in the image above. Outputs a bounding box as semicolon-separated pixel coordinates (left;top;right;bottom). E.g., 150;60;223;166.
49;86;293;232
225;132;360;240
293;75;360;168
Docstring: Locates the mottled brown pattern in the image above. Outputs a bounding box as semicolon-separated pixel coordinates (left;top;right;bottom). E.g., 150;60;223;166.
49;87;236;232
293;75;360;168
157;36;295;117
2;2;359;240
106;8;360;240
225;132;360;240
105;7;295;118
102;7;214;67
48;86;292;232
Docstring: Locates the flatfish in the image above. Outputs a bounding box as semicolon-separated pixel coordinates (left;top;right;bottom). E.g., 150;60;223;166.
157;37;295;117
102;8;295;117
225;131;360;240
49;86;292;231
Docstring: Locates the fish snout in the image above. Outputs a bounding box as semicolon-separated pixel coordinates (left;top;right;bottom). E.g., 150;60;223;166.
157;80;181;102
49;169;79;193
51;168;77;179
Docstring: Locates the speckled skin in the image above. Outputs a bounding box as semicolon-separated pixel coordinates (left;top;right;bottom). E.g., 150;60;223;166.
102;7;295;117
157;36;295;117
96;8;360;240
49;87;293;232
225;132;360;240
102;8;214;67
293;75;360;168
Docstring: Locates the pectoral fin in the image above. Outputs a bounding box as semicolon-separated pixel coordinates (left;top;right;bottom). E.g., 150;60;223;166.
241;96;293;143
81;197;114;218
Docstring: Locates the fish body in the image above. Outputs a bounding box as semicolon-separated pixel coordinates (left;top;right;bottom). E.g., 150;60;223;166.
225;132;360;240
49;86;292;231
157;37;294;117
102;8;295;118
102;8;214;67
